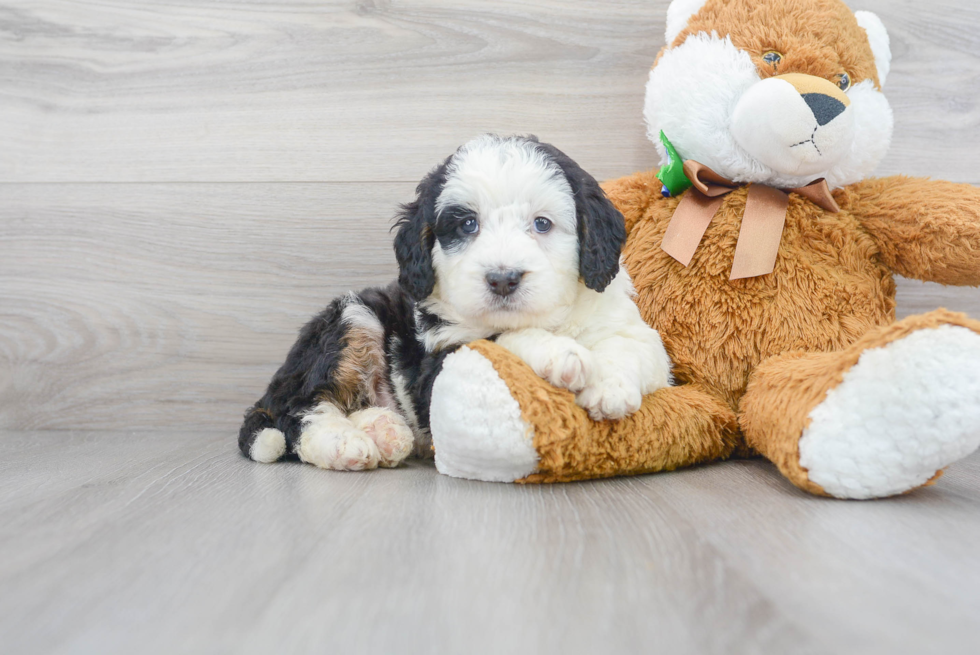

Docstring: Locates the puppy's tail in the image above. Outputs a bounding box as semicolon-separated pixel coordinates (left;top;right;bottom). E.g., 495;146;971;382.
238;403;300;463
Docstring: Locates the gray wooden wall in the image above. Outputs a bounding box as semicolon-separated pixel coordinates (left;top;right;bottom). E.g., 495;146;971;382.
2;0;979;433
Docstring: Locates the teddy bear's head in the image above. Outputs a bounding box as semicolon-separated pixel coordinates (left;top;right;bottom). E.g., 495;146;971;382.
645;0;893;190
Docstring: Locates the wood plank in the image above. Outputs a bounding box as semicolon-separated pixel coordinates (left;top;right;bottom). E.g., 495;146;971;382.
0;183;404;431
895;278;980;320
649;455;980;654
1;430;978;654
1;0;978;183
2;183;978;432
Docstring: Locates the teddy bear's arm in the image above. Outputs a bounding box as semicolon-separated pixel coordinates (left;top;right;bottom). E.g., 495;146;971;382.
431;340;741;483
600;169;663;235
843;176;980;286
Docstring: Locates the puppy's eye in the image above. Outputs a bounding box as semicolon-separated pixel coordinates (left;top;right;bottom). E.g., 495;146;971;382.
533;217;553;233
762;51;782;67
458;217;479;236
836;72;851;91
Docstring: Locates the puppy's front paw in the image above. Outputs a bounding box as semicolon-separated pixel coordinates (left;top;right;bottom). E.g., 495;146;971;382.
541;341;594;393
577;377;643;421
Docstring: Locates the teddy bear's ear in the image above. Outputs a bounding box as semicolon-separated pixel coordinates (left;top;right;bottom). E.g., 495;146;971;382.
855;10;891;87
665;0;709;46
393;156;452;301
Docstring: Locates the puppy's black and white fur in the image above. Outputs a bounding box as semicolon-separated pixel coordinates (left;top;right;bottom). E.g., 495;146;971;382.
239;135;672;470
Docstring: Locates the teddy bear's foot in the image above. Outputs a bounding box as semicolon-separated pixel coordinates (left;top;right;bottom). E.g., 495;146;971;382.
742;310;980;499
431;341;741;483
430;346;539;482
348;407;414;468
799;324;980;499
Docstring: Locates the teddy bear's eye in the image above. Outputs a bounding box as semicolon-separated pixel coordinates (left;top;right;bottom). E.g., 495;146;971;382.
762;51;782;67
837;72;851;91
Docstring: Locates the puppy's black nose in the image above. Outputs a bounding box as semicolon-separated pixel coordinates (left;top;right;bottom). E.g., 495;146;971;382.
486;269;524;297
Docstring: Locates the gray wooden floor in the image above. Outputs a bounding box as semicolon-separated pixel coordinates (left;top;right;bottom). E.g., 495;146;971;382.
3;1;980;653
2;431;980;654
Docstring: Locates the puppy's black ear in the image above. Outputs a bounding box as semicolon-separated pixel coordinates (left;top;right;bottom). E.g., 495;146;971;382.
393;156;452;300
393;197;435;301
534;142;626;292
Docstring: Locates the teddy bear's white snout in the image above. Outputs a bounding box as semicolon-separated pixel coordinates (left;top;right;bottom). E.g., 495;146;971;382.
731;75;854;178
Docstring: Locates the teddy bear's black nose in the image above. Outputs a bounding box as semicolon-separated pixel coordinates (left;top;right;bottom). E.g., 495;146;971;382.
802;93;847;126
486;269;525;297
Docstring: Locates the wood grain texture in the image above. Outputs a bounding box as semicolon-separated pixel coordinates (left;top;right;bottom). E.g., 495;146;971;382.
1;0;979;183
0;183;405;430
1;430;979;654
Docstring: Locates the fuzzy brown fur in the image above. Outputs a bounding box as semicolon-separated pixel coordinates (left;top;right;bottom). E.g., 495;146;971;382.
675;0;879;88
461;0;980;494
465;340;740;483
326;323;388;411
621;181;900;409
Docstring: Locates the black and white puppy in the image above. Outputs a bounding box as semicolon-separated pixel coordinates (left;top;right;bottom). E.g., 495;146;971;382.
239;134;671;471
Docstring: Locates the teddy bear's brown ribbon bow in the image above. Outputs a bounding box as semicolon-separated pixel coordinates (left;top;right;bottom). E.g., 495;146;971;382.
661;161;840;279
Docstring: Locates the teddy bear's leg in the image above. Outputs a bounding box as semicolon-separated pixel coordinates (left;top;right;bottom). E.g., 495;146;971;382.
430;341;740;483
740;309;980;499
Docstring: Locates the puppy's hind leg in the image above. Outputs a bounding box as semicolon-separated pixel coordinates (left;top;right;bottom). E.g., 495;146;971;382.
295;401;381;471
239;406;288;463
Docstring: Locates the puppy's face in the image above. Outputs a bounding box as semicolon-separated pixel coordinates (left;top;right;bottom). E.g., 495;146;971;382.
393;135;627;333
430;138;580;328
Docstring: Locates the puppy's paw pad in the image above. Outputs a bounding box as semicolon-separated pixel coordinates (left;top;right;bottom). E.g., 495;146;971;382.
543;344;594;392
578;378;642;421
350;408;414;468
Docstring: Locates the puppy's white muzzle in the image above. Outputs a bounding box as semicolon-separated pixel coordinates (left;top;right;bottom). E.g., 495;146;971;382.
731;73;853;178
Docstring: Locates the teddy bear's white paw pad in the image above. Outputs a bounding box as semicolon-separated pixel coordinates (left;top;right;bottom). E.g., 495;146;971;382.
578;377;643;421
542;342;594;393
799;325;980;499
430;346;538;482
349;407;414;468
295;407;381;471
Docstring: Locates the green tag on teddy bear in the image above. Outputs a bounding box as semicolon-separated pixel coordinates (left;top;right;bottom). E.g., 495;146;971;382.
656;131;693;198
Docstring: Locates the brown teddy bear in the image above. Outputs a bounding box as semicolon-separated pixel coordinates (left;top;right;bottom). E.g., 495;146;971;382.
427;0;980;499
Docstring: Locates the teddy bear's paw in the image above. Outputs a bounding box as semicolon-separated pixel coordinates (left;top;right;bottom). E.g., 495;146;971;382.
349;407;414;468
430;346;538;482
577;376;643;421
294;403;381;471
799;325;980;499
540;339;594;393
